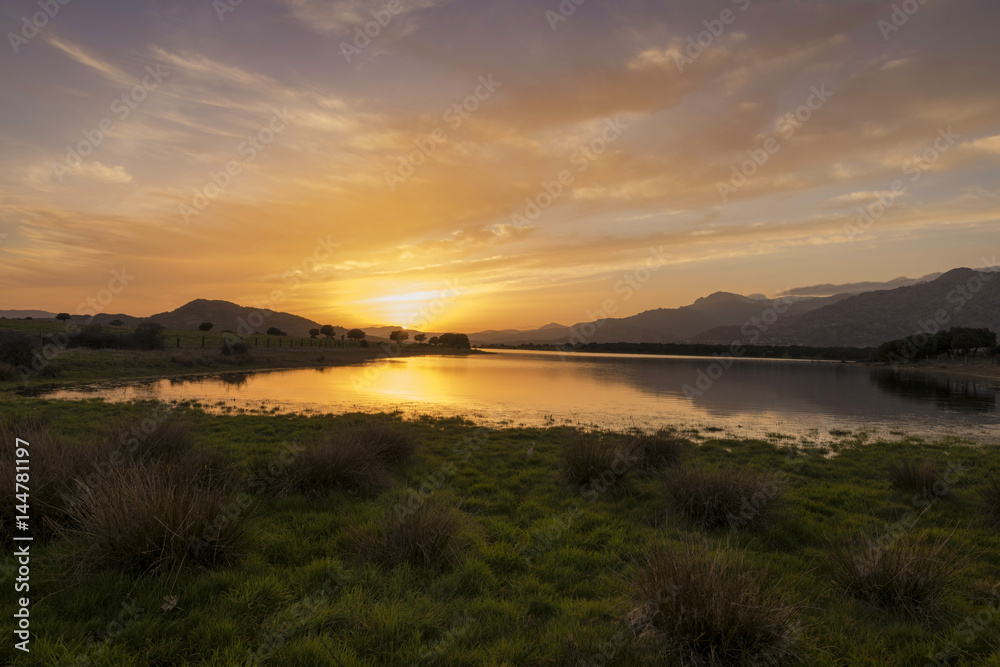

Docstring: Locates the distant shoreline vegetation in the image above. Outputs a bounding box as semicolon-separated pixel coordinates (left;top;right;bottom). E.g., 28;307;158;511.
482;341;877;362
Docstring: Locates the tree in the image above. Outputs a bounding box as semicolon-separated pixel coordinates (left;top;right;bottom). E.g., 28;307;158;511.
320;324;336;339
55;313;70;322
438;333;470;349
266;327;287;336
109;319;124;327
129;322;166;350
390;330;409;344
309;328;320;339
347;328;366;341
428;336;439;346
199;322;214;331
951;333;978;356
414;333;427;343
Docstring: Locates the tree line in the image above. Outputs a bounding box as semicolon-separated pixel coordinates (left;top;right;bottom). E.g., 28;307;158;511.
875;327;997;364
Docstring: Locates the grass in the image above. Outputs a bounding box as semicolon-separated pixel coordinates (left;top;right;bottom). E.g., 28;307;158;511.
826;526;967;618
630;538;802;665
886;458;947;495
560;431;633;489
661;466;784;530
627;429;686;472
1;398;1000;665
981;476;1000;528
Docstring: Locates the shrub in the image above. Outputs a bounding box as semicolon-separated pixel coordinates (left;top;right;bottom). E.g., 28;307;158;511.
662;467;783;530
104;413;195;463
630;539;801;665
827;527;965;617
0;331;37;367
980;476;1000;528
40;361;62;378
0;362;18;381
887;459;947;495
628;429;685;472
561;432;633;488
129;321;166;350
272;437;391;497
358;492;468;568
63;456;252;573
220;339;251;356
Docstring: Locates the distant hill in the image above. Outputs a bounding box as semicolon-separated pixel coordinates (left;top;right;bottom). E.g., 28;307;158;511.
694;268;1000;346
147;299;332;338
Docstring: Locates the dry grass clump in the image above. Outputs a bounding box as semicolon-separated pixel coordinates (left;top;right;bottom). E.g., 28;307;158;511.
662;467;783;530
630;539;801;665
0;362;18;381
348;419;417;466
561;432;633;488
628;429;686;472
357;492;468;569
62;456;252;573
886;459;947;495
826;527;965;617
981;476;1000;528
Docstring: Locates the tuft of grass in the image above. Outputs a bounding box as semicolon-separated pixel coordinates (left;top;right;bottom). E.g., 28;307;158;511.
980;476;1000;528
826;527;966;618
628;429;685;472
661;467;783;530
560;432;633;488
347;419;417;466
630;539;802;665
271;438;392;497
0;361;18;381
358;492;468;569
62;455;253;574
103;412;196;463
886;459;946;495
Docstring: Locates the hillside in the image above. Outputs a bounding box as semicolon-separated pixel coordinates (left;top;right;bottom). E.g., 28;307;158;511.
695;268;1000;346
147;299;334;338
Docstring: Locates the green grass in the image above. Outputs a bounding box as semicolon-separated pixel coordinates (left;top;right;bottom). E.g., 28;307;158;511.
1;398;999;665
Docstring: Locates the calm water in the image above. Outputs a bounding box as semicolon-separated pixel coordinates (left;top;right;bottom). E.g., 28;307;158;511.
45;350;1000;441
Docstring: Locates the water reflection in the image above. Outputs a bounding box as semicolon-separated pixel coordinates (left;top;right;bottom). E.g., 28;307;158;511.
41;349;999;440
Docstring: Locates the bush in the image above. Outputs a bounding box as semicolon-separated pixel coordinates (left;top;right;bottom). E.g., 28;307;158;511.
63;456;252;573
628;429;685;472
827;527;965;617
129;321;166;350
357;492;468;568
561;432;633;488
981;476;1000;528
662;467;783;530
220;339;251;356
0;362;18;381
887;459;947;495
630;539;801;665
104;413;196;463
347;420;417;466
0;331;37;367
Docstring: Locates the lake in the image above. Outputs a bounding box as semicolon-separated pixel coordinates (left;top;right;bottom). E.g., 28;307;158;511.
42;349;1000;442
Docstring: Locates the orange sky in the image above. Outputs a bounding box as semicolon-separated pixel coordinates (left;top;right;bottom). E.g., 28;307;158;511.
1;0;999;331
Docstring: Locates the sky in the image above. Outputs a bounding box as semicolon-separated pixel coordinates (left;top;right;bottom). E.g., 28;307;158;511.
1;0;998;331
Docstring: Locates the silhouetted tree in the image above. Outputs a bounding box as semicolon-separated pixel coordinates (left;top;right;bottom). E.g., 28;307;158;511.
199;322;214;331
414;333;427;343
309;328;320;339
347;328;366;341
55;313;70;322
390;330;409;344
266;327;287;336
428;336;439;346
320;324;336;339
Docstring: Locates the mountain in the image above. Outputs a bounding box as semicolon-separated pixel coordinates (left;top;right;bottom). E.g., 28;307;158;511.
779;272;942;298
147;299;331;338
694;268;1000;346
0;309;58;319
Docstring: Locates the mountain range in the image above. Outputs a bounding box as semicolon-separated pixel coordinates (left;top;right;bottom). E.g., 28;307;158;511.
2;268;996;348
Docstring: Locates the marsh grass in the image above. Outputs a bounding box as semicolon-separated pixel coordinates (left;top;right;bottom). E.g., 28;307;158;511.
662;466;783;530
270;438;393;496
357;492;469;569
61;455;253;574
630;539;802;665
979;476;1000;528
886;458;947;495
628;429;686;472
826;526;966;618
561;432;633;489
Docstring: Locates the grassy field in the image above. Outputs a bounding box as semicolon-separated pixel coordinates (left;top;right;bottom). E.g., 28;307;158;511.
1;397;999;666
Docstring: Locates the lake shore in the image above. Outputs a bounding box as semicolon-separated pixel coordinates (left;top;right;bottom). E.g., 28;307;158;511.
875;357;1000;385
